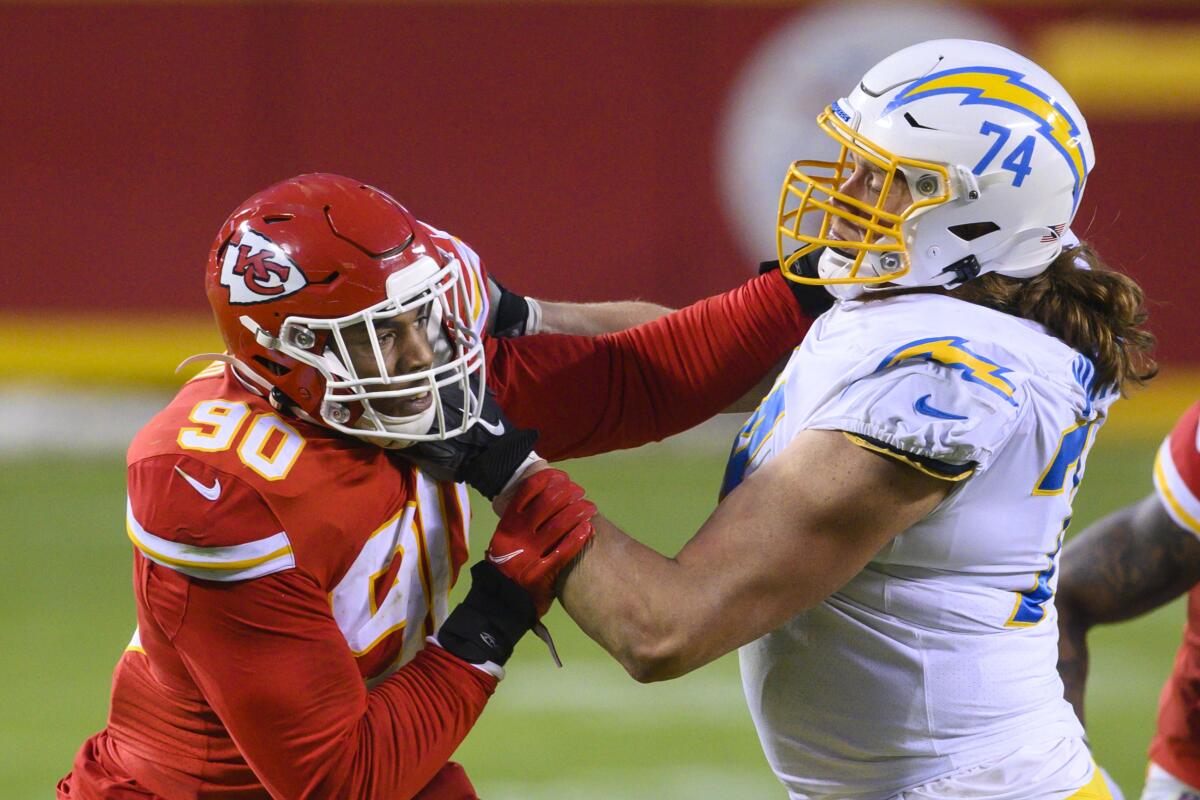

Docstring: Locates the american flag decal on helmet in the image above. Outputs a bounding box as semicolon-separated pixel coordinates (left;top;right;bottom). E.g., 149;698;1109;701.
1040;224;1067;243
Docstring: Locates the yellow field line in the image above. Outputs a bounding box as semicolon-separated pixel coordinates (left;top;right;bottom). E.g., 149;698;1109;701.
1;312;222;387
3;311;1197;442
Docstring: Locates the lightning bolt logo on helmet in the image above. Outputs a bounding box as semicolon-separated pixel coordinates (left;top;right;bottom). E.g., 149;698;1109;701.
882;67;1090;211
219;228;309;304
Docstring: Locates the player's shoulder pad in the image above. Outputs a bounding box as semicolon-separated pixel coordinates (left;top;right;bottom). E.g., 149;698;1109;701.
1154;400;1200;536
126;453;296;582
807;332;1027;477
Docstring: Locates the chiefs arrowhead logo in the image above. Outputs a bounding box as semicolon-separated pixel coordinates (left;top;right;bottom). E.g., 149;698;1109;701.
220;228;308;304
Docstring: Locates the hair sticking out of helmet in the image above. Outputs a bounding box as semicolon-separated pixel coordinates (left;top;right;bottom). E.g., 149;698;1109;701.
204;173;486;446
776;39;1095;298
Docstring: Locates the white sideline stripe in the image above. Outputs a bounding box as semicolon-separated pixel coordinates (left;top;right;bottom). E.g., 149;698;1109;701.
126;499;295;581
0;385;170;454
0;387;746;455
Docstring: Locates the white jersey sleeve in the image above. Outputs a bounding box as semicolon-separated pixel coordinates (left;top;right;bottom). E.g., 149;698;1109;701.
803;344;1024;478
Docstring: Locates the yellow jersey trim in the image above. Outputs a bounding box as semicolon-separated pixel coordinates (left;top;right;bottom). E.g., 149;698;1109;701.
126;499;295;581
843;432;975;482
1154;443;1200;535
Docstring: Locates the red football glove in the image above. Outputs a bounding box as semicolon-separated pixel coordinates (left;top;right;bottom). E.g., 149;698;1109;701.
487;468;596;616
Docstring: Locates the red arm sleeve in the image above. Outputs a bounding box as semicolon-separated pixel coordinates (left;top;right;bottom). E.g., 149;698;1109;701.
146;563;495;800
486;270;815;461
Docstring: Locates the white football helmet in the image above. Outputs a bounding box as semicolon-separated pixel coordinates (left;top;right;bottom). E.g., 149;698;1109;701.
777;39;1093;297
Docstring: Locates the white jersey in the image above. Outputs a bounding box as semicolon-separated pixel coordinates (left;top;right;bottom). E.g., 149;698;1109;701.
725;293;1115;800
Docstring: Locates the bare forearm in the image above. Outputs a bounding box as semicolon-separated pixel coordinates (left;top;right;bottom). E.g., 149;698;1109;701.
1056;606;1090;727
1058;496;1200;627
537;299;672;336
557;431;948;684
558;516;700;682
1056;494;1200;727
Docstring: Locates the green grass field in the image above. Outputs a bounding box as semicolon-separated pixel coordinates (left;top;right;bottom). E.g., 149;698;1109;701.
0;425;1182;799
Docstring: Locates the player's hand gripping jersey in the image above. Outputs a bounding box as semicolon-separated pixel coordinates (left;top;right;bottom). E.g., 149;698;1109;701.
724;293;1116;799
1148;401;1200;791
59;224;817;800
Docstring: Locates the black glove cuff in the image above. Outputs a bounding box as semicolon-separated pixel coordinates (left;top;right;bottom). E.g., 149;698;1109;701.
760;247;835;318
462;427;539;500
437;561;537;666
491;281;532;338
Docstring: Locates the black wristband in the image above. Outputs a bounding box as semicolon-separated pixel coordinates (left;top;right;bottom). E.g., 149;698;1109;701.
760;247;835;318
491;279;532;338
462;427;538;500
437;561;537;666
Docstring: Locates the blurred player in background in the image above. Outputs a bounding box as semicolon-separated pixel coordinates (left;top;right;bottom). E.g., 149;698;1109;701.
1057;402;1200;800
468;39;1155;799
56;172;831;799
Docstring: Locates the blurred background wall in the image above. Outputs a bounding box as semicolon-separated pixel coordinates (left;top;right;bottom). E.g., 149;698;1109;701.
2;0;1198;389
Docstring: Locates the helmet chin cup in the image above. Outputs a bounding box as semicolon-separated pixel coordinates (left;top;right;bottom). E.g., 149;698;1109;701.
357;402;439;444
816;247;908;300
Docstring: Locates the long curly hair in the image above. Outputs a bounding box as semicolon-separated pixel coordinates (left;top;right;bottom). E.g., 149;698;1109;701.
948;242;1156;394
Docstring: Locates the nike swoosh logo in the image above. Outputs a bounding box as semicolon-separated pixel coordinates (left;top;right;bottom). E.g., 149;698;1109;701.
476;416;505;436
487;549;524;565
174;466;222;501
913;394;968;421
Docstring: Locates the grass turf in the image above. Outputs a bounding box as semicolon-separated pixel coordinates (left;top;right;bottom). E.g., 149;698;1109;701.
0;427;1179;798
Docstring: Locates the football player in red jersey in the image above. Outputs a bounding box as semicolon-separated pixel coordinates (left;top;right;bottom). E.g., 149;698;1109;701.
1057;402;1200;800
57;172;830;800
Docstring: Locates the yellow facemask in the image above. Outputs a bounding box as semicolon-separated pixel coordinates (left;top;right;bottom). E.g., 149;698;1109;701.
776;105;951;286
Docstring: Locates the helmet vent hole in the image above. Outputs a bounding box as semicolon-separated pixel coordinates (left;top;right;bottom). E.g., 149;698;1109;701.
903;112;937;131
311;271;340;286
373;238;414;260
252;355;291;376
262;214;294;224
948;222;1000;242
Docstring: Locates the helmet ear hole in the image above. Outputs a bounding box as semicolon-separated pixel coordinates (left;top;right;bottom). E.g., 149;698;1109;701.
252;355;291;377
948;222;1000;242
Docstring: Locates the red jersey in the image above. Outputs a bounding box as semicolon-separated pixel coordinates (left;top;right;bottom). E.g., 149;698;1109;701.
1150;401;1200;786
59;255;817;799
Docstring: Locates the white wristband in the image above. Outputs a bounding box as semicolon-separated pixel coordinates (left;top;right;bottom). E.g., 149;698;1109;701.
525;297;544;335
426;635;506;680
498;450;543;498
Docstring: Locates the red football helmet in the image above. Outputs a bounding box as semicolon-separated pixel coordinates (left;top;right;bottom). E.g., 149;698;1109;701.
204;173;486;445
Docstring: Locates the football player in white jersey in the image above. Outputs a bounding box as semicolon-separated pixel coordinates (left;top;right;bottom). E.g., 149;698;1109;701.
467;39;1156;799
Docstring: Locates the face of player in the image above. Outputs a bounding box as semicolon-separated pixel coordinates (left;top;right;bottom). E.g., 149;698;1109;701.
339;308;436;419
827;156;913;253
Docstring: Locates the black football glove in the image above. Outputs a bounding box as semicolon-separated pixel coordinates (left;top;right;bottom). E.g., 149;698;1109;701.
436;560;537;667
760;246;835;318
406;383;539;500
486;276;544;338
